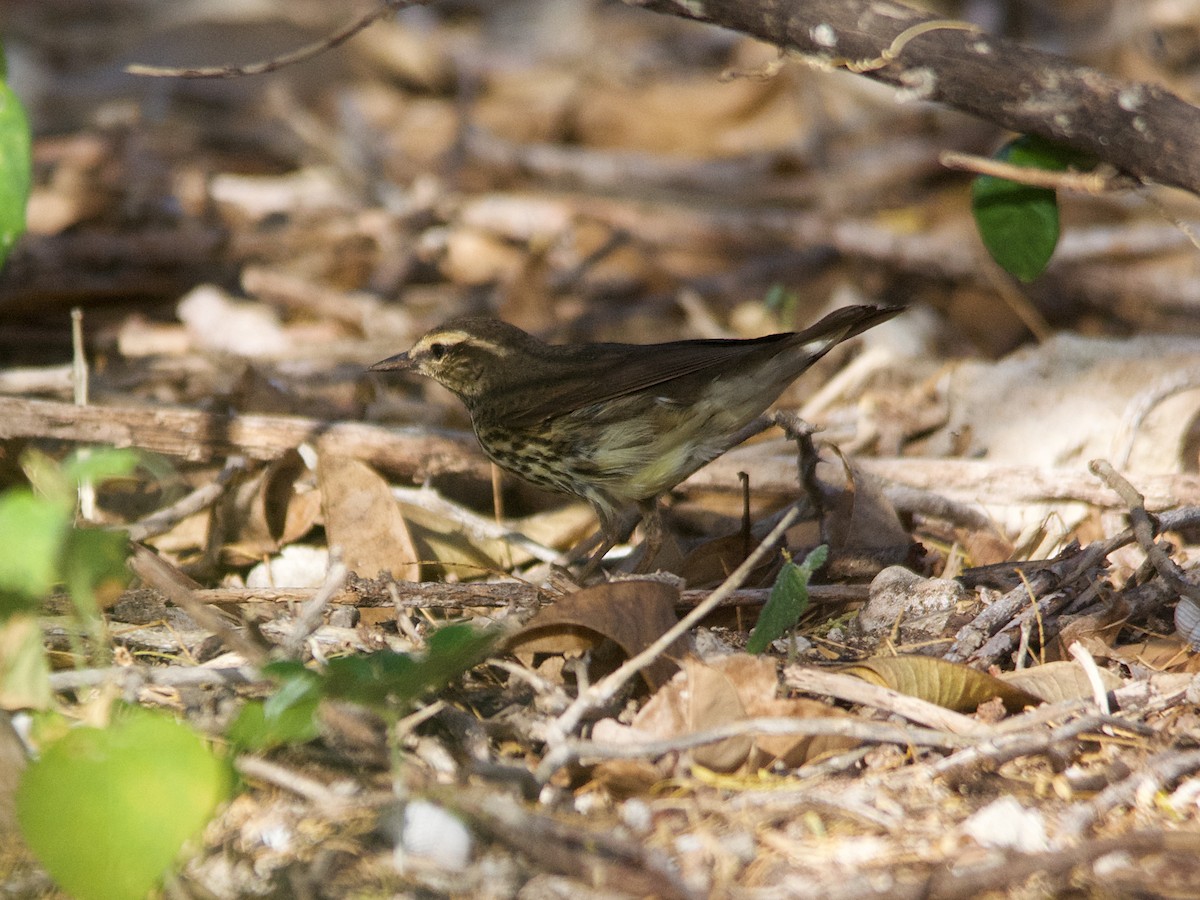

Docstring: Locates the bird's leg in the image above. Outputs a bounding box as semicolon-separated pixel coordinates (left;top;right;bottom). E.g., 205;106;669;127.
768;410;827;539
723;411;824;519
631;499;663;574
565;508;641;581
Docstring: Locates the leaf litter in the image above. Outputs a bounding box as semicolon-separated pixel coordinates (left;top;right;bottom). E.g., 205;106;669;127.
5;1;1200;897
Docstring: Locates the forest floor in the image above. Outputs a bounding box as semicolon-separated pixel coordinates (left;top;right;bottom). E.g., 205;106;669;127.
5;1;1200;897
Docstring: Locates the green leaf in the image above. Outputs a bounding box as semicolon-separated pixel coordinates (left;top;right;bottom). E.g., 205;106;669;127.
229;626;499;752
970;135;1094;283
16;707;233;900
0;450;138;619
228;665;322;751
323;623;498;711
0;70;30;270
61;449;141;488
61;526;131;619
746;545;827;654
0;490;73;611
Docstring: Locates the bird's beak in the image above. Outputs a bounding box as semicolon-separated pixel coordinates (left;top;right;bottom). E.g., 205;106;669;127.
370;351;413;372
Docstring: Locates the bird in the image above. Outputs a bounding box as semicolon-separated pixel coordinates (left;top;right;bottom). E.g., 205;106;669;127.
371;304;902;567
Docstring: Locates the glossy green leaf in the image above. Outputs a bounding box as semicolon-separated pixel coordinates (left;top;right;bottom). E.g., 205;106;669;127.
971;135;1094;283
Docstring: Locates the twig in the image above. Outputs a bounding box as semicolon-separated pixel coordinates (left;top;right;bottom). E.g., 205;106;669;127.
71;308;97;523
539;508;800;760
1059;747;1200;836
73;582;868;614
1113;367;1200;468
0;364;73;395
391;485;561;564
628;0;1200;193
946;506;1200;664
128;544;269;665
930;715;1112;781
539;715;968;778
923;831;1200;899
697;453;1200;509
126;457;251;542
0;396;489;483
433;786;692;900
1089;459;1200;603
236;756;355;806
1067;641;1111;715
126;1;420;79
281;551;348;658
784;666;990;736
939;151;1131;194
47;664;259;692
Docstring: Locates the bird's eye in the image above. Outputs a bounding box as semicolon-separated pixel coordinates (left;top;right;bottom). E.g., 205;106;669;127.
429;342;446;360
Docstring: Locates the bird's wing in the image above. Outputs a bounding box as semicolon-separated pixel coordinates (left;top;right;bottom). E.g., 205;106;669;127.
497;305;900;426
500;334;794;426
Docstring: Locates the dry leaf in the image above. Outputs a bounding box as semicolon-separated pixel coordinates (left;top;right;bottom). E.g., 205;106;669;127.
1000;660;1124;703
317;451;420;582
505;580;682;690
706;655;857;769
684;659;754;771
598;655;857;775
1048;600;1131;662
1112;637;1200;673
843;656;1040;714
223;451;320;564
822;462;915;578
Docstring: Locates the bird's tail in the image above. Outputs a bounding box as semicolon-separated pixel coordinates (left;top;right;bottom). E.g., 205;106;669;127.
793;304;904;358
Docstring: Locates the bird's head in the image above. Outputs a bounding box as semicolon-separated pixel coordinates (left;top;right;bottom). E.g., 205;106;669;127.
370;317;541;401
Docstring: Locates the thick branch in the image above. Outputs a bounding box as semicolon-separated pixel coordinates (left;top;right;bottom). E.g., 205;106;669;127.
8;398;1200;513
0;396;487;483
627;0;1200;194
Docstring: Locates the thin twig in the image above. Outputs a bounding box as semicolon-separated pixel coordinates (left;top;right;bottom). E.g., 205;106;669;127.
126;1;419;78
126;457;250;542
940;150;1131;194
930;714;1147;782
784;665;990;736
47;664;259;692
236;756;356;806
128;544;269;665
1090;459;1200;603
539;715;968;778
539;507;800;758
1067;641;1111;715
1060;746;1200;836
391;485;561;564
281;551;348;658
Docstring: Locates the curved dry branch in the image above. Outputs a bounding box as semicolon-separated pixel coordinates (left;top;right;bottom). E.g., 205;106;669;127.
627;0;1200;194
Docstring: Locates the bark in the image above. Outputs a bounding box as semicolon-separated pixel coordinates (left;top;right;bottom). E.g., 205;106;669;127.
627;0;1200;194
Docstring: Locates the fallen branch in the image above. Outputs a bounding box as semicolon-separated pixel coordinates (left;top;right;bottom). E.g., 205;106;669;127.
628;0;1200;194
74;582;868;612
0;396;487;482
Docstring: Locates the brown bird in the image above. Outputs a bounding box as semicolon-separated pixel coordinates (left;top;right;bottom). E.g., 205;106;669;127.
372;305;902;563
